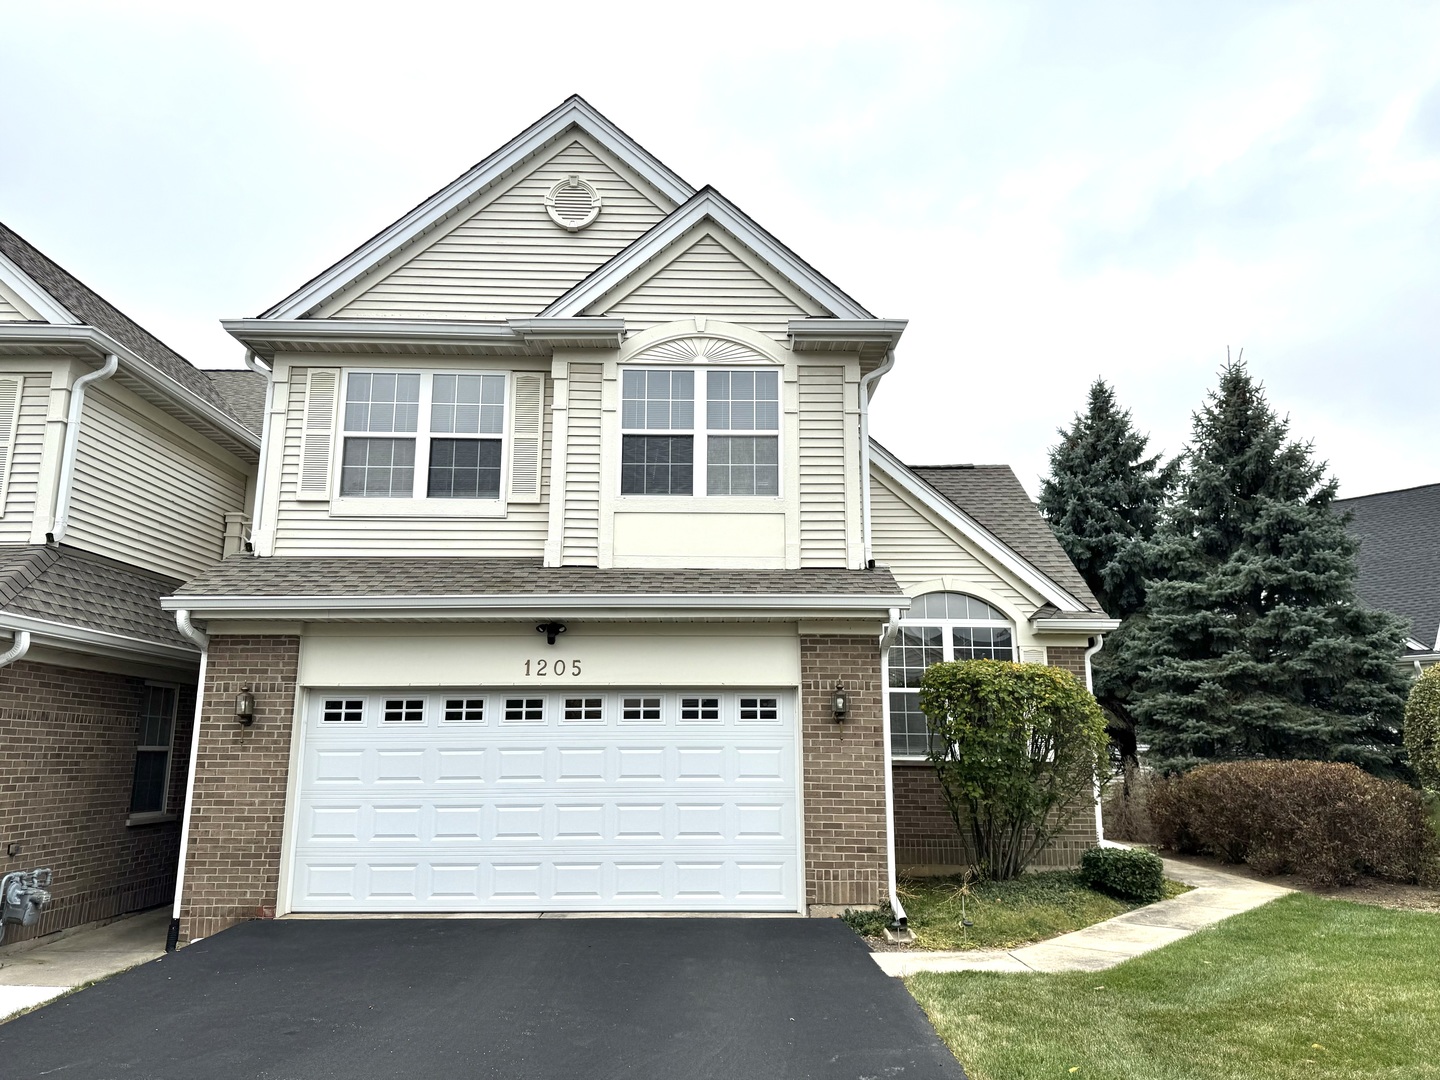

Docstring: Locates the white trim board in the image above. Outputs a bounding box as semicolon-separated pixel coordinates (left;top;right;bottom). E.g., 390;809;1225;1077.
0;251;77;324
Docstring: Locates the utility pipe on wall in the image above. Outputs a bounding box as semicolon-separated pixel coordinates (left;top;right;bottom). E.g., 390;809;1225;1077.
879;607;908;929
241;350;274;555
1083;634;1107;844
168;609;209;952
857;350;896;567
0;630;31;669
50;353;119;543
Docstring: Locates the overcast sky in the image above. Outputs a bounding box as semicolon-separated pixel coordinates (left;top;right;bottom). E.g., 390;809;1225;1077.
3;1;1436;498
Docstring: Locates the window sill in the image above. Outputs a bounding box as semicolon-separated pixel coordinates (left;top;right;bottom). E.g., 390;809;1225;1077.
328;498;510;519
126;812;177;827
891;756;933;765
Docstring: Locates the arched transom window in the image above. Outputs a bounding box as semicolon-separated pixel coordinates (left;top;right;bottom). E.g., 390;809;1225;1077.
888;592;1016;756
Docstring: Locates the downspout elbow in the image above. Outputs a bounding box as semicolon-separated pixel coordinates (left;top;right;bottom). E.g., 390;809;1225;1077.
0;630;31;669
50;353;119;543
174;608;208;649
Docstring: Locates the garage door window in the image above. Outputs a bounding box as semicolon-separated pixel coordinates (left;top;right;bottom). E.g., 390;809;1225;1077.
444;698;486;724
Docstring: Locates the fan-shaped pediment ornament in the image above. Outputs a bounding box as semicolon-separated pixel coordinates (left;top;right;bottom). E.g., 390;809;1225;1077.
630;335;776;365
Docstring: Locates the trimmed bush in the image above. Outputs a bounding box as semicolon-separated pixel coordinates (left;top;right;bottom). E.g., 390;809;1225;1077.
1405;666;1440;790
1078;846;1166;903
1146;760;1436;886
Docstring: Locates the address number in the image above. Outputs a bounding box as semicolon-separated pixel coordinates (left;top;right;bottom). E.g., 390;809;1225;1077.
523;659;583;676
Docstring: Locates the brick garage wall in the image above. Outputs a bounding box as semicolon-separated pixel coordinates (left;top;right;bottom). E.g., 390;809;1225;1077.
892;644;1099;873
800;634;885;910
178;635;298;943
0;659;194;943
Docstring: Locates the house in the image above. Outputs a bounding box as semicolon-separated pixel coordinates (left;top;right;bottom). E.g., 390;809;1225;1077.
1335;483;1440;671
163;97;1116;943
0;223;261;942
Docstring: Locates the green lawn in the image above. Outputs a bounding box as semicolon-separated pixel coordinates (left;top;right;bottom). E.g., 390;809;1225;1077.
848;871;1188;951
908;892;1440;1080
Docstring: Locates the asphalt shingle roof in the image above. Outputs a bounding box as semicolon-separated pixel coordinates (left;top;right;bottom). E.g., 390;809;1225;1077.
908;464;1104;613
0;544;192;651
172;557;903;600
1335;482;1440;652
204;369;268;434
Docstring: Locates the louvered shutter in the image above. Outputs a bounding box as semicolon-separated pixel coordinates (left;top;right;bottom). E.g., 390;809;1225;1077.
508;372;544;503
0;376;21;510
297;369;339;500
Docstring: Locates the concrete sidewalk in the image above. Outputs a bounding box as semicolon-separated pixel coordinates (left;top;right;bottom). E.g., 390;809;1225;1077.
0;908;169;1021
873;857;1291;977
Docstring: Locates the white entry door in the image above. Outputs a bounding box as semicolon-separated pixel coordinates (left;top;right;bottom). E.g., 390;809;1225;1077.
289;688;800;912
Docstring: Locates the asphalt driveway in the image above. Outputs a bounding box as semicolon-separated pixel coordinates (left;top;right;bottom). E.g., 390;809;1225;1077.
0;917;964;1079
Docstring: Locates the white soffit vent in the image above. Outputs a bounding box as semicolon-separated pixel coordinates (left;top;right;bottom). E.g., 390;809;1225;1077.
545;174;602;231
633;336;772;365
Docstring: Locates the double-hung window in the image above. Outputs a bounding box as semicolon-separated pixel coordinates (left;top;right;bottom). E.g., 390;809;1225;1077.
130;685;178;819
340;372;506;500
620;367;780;496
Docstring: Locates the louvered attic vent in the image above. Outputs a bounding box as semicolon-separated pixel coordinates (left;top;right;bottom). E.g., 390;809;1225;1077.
544;174;602;232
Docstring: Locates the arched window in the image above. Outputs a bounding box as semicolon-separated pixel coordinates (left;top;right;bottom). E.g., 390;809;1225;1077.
887;592;1016;756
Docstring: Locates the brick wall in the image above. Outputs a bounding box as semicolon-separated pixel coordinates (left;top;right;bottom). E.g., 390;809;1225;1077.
1045;645;1088;681
0;659;194;943
178;635;299;943
800;634;886;910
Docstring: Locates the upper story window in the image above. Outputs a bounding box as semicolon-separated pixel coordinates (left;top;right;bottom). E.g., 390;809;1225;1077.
888;592;1016;757
341;372;506;500
620;368;780;496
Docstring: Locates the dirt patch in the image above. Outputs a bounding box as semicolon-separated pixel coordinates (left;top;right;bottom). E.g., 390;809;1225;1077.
1163;852;1440;913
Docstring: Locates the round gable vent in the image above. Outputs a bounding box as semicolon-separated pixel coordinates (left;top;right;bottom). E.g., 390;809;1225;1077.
545;174;602;232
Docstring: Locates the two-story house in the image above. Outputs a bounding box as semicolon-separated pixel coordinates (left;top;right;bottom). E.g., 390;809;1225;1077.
164;98;1116;943
0;223;261;942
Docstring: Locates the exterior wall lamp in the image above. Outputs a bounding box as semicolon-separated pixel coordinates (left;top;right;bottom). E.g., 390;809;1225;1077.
536;621;567;646
235;686;255;726
831;682;848;722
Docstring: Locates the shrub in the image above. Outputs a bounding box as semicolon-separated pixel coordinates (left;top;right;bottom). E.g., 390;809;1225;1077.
1100;761;1156;844
1078;846;1166;903
1405;667;1440;790
1146;760;1436;886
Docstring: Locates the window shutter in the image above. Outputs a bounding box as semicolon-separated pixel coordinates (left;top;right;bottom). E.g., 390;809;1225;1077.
508;372;544;503
0;376;22;512
297;369;339;501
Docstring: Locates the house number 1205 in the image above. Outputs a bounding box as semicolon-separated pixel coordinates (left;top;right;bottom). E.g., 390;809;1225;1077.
523;659;583;676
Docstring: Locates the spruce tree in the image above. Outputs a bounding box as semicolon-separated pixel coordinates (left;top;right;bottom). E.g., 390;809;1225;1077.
1125;361;1410;777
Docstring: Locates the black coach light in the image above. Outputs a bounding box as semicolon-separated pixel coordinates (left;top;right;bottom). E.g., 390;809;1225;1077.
536;621;568;646
832;682;848;722
235;685;256;726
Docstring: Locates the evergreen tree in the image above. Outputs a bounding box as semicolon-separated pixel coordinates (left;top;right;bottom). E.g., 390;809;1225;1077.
1124;361;1410;777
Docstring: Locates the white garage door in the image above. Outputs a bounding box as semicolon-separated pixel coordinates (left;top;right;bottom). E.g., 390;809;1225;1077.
290;688;800;913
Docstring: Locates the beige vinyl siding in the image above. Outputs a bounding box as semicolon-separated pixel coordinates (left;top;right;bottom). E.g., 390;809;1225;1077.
330;140;670;321
0;371;51;540
272;367;552;557
599;235;813;341
797;365;848;567
869;468;1038;615
0;288;34;320
66;389;249;579
561;361;602;564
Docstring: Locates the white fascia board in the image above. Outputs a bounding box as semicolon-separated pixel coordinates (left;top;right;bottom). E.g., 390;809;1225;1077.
787;319;908;349
0;324;259;451
506;318;627;347
870;441;1088;613
0;251;76;323
1032;617;1122;633
222;318;534;356
0;611;199;664
538;191;873;321
262;98;695;321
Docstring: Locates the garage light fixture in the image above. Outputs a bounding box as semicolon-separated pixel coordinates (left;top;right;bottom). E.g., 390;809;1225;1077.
536;621;567;646
235;685;255;726
831;682;848;722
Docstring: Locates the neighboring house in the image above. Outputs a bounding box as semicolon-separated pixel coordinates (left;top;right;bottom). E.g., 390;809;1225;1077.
0;223;261;942
163;97;1116;943
1336;483;1440;671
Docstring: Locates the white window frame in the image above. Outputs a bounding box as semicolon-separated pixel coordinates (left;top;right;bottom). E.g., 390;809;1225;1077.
127;683;179;825
331;368;512;517
616;365;784;500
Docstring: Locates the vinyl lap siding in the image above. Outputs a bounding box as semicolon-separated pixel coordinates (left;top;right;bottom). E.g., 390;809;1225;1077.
869;470;1037;615
561;362;602;564
273;368;551;557
0;371;52;541
66;391;247;579
797;366;847;567
600;235;812;341
331;141;670;321
0;291;32;320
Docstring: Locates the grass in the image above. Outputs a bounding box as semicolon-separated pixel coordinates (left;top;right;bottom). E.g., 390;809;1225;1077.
846;870;1188;951
907;892;1440;1080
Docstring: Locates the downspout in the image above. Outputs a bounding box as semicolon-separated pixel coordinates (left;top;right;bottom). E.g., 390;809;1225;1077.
879;607;907;928
0;629;31;668
857;350;896;567
241;350;274;554
1083;634;1106;844
168;609;208;952
50;353;119;543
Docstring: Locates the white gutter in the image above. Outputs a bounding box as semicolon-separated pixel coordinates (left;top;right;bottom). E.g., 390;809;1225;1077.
0;629;31;668
879;607;907;928
858;350;897;566
242;350;274;554
50;352;118;542
168;609;209;952
1084;634;1106;844
1032;617;1122;633
0;611;198;664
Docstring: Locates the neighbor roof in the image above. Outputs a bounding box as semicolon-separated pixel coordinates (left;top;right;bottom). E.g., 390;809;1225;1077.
204;369;268;434
1335;482;1440;652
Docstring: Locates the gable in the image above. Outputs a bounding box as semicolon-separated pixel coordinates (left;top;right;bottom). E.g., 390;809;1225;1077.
0;279;41;321
586;226;825;340
322;137;673;322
